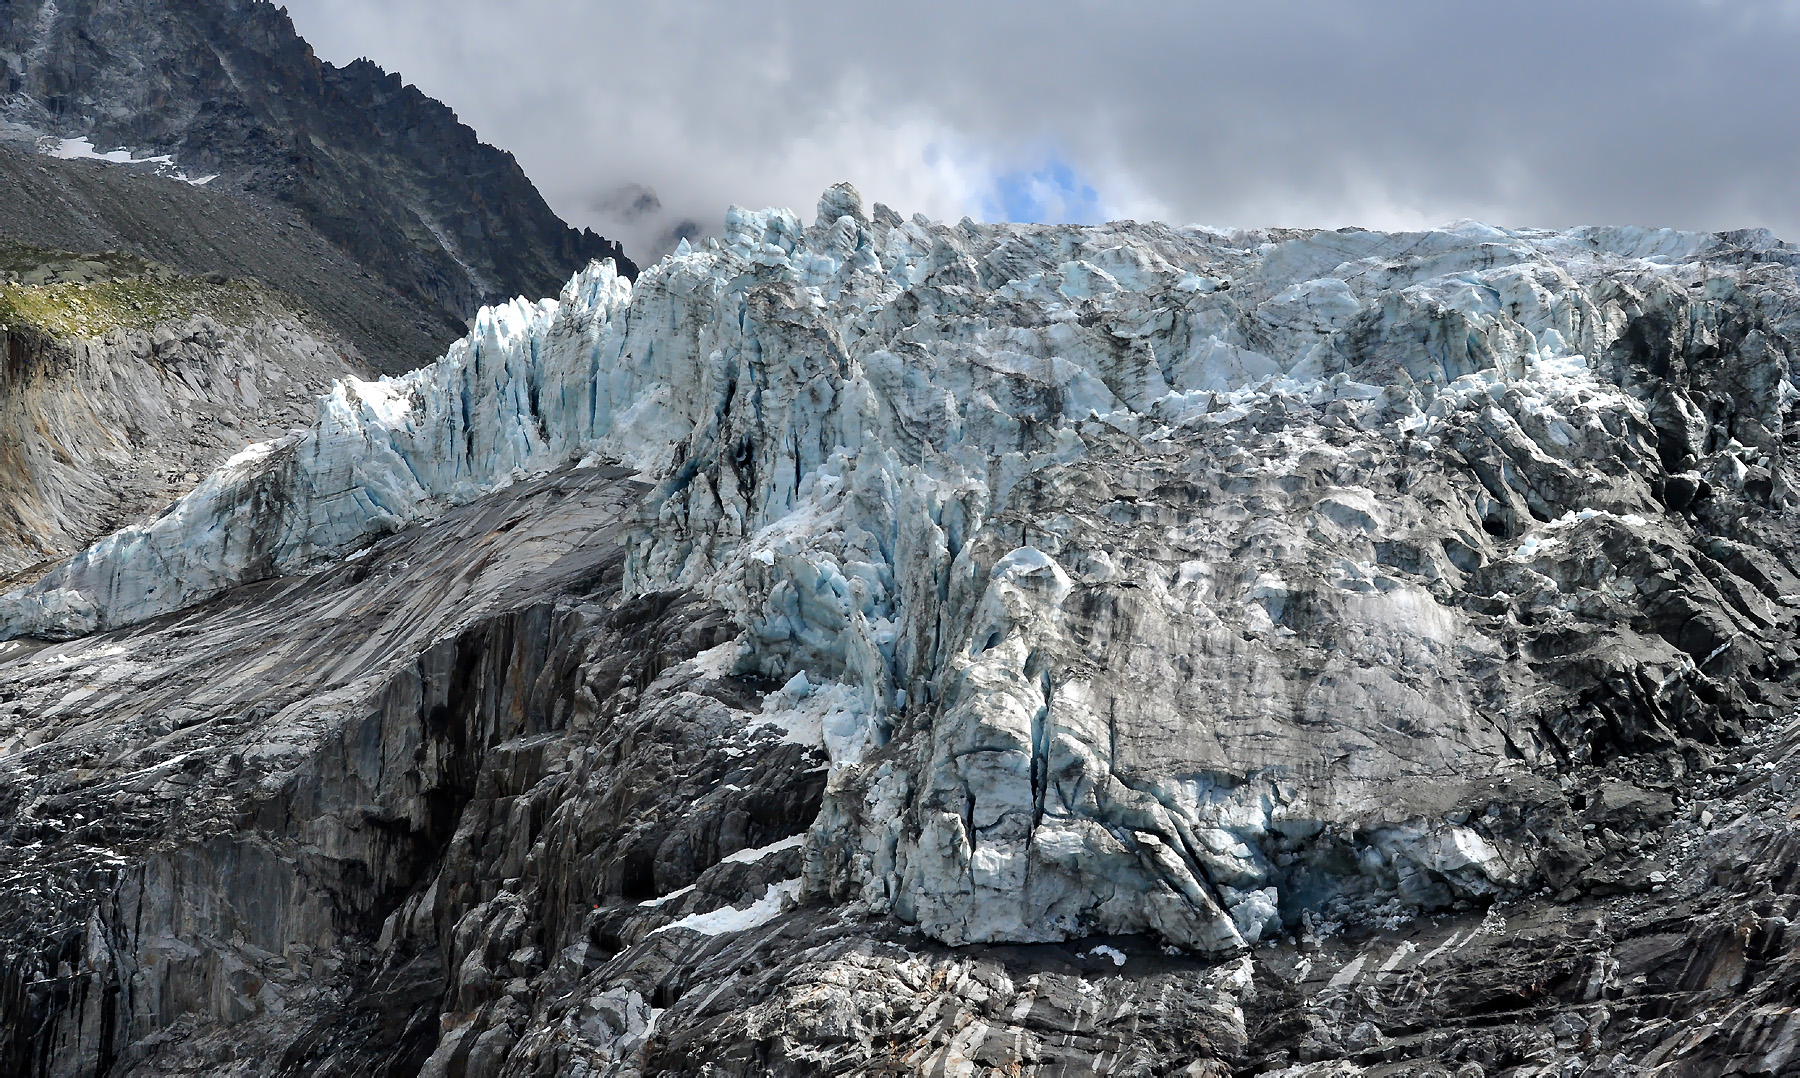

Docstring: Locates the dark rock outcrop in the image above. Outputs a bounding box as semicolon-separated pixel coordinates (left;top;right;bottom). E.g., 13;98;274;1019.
0;140;454;372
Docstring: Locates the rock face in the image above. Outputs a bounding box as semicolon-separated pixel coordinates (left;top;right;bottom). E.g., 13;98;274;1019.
0;241;364;583
4;189;1800;1074
0;138;456;373
0;0;635;369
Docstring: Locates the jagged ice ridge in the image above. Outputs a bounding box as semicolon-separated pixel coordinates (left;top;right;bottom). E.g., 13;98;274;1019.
5;184;1798;955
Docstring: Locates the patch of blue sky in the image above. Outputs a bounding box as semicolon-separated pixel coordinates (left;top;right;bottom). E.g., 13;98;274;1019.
916;141;1108;226
980;155;1104;225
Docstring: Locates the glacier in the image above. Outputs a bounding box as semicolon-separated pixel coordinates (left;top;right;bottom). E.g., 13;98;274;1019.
5;183;1800;963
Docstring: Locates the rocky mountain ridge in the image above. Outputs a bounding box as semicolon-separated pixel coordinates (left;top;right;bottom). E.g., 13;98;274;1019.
0;0;636;371
3;187;1800;1074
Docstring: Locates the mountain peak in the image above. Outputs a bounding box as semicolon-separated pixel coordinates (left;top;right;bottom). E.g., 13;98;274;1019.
0;0;635;369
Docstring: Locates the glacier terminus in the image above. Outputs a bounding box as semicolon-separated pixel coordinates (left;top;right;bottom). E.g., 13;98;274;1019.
4;184;1800;1074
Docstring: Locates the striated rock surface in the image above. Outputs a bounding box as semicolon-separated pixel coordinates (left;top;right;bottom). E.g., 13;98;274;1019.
4;187;1800;1074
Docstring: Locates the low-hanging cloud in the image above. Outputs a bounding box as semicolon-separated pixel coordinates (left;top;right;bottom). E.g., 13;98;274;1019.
283;0;1800;263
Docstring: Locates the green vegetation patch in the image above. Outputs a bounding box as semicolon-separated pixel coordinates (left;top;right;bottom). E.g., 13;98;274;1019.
0;275;275;339
0;241;299;341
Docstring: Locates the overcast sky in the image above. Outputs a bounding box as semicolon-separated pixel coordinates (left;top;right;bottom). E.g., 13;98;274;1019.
283;0;1800;263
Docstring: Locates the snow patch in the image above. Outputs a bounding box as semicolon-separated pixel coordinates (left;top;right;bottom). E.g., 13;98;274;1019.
650;878;800;936
41;136;218;185
637;884;695;908
1080;944;1127;967
685;640;741;679
754;673;875;767
719;833;805;866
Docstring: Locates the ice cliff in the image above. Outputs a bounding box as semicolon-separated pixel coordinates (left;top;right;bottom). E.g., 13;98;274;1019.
7;184;1800;1075
7;185;1800;955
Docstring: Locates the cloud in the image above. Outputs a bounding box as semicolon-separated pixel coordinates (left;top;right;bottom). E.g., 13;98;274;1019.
283;0;1800;264
590;183;663;221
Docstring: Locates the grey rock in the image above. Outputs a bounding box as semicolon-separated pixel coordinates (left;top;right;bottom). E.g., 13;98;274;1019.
0;252;362;583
